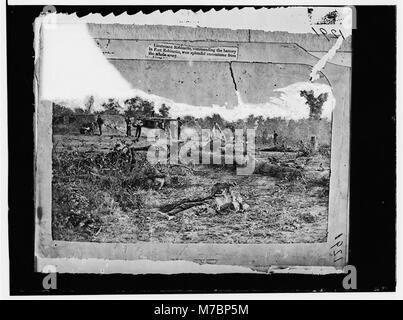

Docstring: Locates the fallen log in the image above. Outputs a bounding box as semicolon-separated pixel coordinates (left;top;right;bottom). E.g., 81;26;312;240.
158;182;246;216
254;160;305;181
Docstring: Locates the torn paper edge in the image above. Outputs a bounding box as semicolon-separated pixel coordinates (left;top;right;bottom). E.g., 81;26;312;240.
36;257;345;275
37;6;353;37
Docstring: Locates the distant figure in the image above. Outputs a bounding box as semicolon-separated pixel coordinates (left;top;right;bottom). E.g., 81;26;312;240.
273;130;278;145
163;120;170;133
151;110;155;117
262;128;269;144
134;118;143;139
96;115;104;136
298;140;305;150
310;136;318;152
125;116;132;137
159;120;165;130
177;117;182;139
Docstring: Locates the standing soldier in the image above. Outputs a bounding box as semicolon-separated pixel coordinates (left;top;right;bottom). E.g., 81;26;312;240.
273;130;278;145
310;136;318;152
96;115;104;136
262;128;269;145
177;117;183;139
125;116;132;137
135;118;143;139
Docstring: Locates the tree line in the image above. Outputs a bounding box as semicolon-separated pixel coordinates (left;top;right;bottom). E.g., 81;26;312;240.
54;89;328;121
53;91;331;146
53;96;170;118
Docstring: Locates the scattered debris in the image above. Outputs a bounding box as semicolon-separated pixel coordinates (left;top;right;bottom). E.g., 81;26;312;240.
158;181;247;217
52;134;331;244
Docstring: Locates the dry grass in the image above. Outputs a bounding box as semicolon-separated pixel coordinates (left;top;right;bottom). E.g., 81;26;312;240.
52;135;331;243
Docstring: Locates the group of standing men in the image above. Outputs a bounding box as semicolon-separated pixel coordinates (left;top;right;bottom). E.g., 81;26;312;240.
93;115;142;138
124;116;183;139
124;116;143;138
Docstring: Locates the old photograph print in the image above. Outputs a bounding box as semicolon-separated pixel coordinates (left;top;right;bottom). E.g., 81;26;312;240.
42;8;351;248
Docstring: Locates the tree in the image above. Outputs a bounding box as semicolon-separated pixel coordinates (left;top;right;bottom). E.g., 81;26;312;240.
235;119;245;129
205;113;225;128
158;104;170;117
141;99;155;117
73;108;88;115
256;115;264;125
124;96;155;117
52;103;74;117
101;98;122;115
183;115;196;126
300;90;328;120
123;97;140;117
84;95;94;113
246;114;259;128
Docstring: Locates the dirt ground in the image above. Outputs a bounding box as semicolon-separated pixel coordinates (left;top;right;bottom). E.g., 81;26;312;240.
52;134;330;244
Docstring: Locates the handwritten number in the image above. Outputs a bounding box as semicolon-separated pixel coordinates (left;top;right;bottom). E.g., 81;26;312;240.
330;240;343;249
312;27;320;36
319;28;330;41
333;249;342;256
312;27;345;41
339;29;345;40
331;29;339;39
332;233;344;263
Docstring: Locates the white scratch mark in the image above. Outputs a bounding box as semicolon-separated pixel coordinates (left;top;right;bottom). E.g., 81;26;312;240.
310;36;344;82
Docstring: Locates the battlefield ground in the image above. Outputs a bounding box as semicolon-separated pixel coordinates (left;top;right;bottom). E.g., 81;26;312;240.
52;131;331;244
